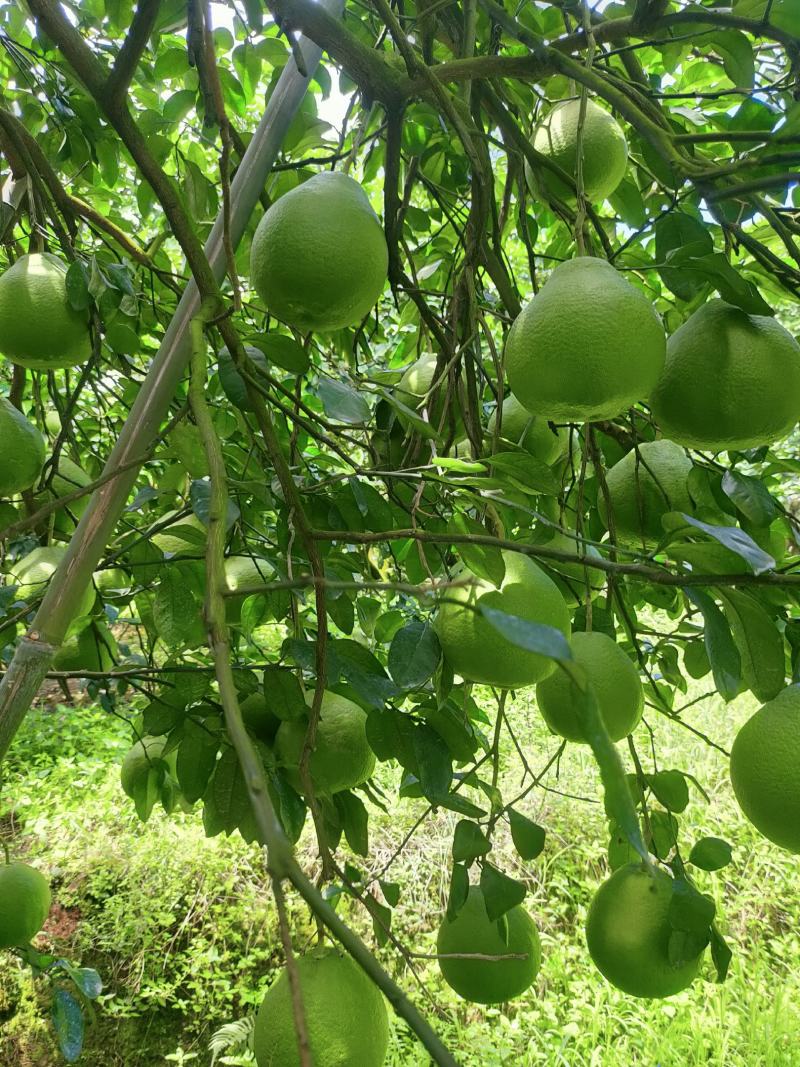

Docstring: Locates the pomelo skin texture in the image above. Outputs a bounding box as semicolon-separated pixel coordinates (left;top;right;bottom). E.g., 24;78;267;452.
274;691;376;795
600;439;693;544
536;631;643;743
729;685;800;853
586;864;703;998
395;352;464;438
650;300;800;451
505;258;666;423
0;399;46;497
487;395;568;465
9;545;95;618
250;172;388;333
0;862;51;948
253;948;390;1067
53;621;117;673
437;886;541;1004
433;550;571;689
529;98;629;203
0;253;91;369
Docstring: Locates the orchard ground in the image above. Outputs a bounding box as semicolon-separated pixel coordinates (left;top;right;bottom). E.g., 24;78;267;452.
2;676;799;1067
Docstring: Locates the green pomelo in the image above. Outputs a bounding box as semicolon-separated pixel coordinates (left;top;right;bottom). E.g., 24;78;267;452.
586;864;703;998
437;886;541;1004
250;172;388;332
395;353;465;440
487;395;568;465
433;550;571;688
535;530;605;607
600;439;693;544
93;567;132;595
240;692;280;744
274;691;375;795
0;253;91;369
528;98;629;203
253;947;390;1067
0;862;51;948
505;258;666;422
650;300;800;451
536;631;643;743
47;456;93;535
9;546;95;617
0;399;45;497
53;621;118;673
730;685;800;853
224;555;273;593
120;736;171;798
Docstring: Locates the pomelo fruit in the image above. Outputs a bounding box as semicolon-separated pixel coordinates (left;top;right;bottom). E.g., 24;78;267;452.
433;549;571;689
395;352;465;440
240;691;280;743
535;530;606;607
536;631;643;743
253;947;390;1067
0;862;51;948
650;300;800;451
46;455;93;535
8;545;95;617
505;258;665;422
53;620;118;673
0;399;45;497
436;885;541;1004
274;691;375;795
729;685;800;853
528;98;628;203
487;395;568;464
250;172;388;332
224;555;273;593
600;439;693;544
93;567;132;596
586;863;704;998
120;735;172;798
0;253;91;369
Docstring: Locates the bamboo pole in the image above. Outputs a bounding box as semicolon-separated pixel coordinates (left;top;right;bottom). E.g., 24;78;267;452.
0;2;343;762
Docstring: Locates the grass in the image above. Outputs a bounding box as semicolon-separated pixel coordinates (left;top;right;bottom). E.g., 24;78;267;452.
1;679;799;1066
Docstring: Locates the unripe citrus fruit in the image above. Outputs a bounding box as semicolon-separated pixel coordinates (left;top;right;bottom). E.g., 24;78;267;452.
250;172;388;332
487;395;568;465
93;567;132;596
536;631;643;743
224;555;273;593
53;621;118;674
650;300;800;451
535;530;605;607
436;886;541;1004
729;685;800;853
505;258;665;422
9;545;95;618
274;691;375;795
120;736;171;798
0;399;45;497
0;862;51;948
253;947;390;1067
528;98;629;203
240;692;280;743
586;864;704;998
395;353;465;439
600;439;693;544
0;253;91;369
434;550;571;688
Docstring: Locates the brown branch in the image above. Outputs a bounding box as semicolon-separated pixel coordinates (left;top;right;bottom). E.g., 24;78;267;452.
105;0;163;105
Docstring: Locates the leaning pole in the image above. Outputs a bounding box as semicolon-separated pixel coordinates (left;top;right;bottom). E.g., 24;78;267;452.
0;3;344;762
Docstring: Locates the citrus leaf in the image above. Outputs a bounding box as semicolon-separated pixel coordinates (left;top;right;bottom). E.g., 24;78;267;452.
719;589;785;701
317;377;370;424
263;666;308;721
646;770;690;813
508;808;546;860
52;987;84;1063
446;862;469;921
452;819;491;863
388;620;440;689
684;588;741;701
681;514;775;574
478;604;572;661
479;863;526;922
720;470;778;526
689;836;733;871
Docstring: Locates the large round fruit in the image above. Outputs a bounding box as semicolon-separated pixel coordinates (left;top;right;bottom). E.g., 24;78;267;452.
529;98;629;203
395;352;465;439
253;947;390;1067
487;395;568;465
224;555;273;593
586;864;704;998
600;439;693;544
536;631;643;743
650;300;800;451
120;736;170;798
240;692;280;744
0;399;45;497
250;172;388;333
505;258;665;423
436;886;541;1004
0;862;51;948
0;253;91;369
8;546;95;618
53;621;118;673
535;529;605;607
433;550;571;689
729;686;800;853
274;691;375;795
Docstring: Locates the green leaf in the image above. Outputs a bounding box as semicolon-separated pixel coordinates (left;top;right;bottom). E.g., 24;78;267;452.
684;588;741;701
446;862;469;921
334;791;369;856
263;667;307;721
706;30;755;88
689;836;733;871
190;479;240;530
508;808;546;860
682;514;775;574
411;723;453;801
655;212;713;300
249;332;310;375
669;878;716;935
52;988;84;1063
388;620;441;689
721;470;778;526
448;513;506;586
479;863;526;922
153;571;204;649
710;924;733;982
666;251;772;316
646;770;690;813
217;344;269;411
176;719;219;803
478;605;572;661
210;748;251;834
317;377;370;424
65;260;90;311
719;589;786;702
452;819;491;863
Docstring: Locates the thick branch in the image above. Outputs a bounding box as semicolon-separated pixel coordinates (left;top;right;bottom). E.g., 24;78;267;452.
106;0;163;105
